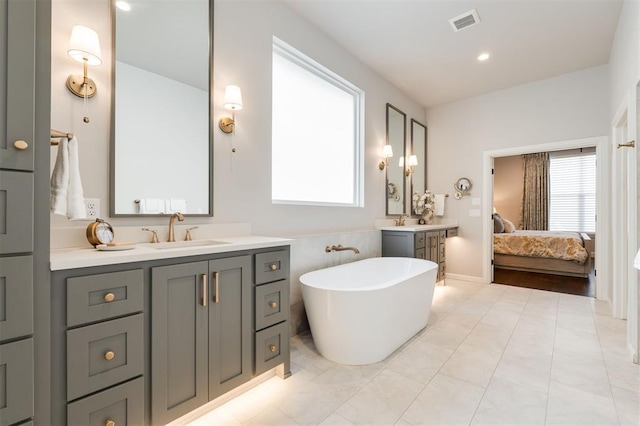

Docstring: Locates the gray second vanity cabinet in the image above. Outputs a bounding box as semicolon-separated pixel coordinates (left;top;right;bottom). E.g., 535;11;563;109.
382;228;458;281
51;246;291;426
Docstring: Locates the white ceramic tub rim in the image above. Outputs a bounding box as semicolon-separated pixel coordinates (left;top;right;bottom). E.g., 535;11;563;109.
299;257;436;292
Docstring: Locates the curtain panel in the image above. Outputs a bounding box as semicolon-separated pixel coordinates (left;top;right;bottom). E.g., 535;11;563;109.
520;152;549;230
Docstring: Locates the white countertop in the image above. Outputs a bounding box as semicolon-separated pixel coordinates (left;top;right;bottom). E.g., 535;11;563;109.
376;224;458;232
50;235;293;271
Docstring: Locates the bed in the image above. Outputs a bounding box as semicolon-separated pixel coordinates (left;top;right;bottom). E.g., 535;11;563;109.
493;230;593;278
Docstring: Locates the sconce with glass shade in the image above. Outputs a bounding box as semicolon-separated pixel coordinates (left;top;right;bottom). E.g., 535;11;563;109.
405;154;418;176
66;25;102;99
378;144;393;170
218;84;243;133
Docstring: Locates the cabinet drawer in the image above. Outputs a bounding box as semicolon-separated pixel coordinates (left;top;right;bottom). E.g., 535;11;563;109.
67;314;144;401
0;256;33;343
255;251;289;285
0;170;34;254
414;248;426;260
67;377;144;426
414;232;426;249
446;228;458;238
67;269;143;327
255;321;289;375
255;280;289;331
0;338;34;426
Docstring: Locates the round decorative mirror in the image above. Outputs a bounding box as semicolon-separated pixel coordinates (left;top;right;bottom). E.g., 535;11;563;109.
454;177;472;199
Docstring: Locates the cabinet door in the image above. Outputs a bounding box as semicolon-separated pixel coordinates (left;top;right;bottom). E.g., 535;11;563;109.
0;0;36;171
0;338;34;426
0;170;34;254
0;256;33;343
151;262;208;425
208;255;252;400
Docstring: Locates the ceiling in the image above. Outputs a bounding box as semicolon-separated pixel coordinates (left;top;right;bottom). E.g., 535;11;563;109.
283;0;623;107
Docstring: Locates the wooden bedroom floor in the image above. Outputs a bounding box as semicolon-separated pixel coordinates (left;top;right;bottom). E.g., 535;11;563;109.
493;268;595;297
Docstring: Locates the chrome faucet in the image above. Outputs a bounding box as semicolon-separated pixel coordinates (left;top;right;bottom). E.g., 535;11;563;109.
167;212;184;242
394;215;408;226
325;245;360;254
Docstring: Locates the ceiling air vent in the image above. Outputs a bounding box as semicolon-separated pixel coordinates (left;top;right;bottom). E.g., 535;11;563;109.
449;9;480;32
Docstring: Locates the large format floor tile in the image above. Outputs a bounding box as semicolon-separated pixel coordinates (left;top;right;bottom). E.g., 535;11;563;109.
185;279;637;426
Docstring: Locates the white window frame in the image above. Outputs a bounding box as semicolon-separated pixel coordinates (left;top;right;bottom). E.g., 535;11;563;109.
271;37;365;207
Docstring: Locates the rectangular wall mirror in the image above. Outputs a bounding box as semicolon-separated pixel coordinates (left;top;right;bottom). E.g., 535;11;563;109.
385;103;406;216
410;119;427;216
110;0;213;216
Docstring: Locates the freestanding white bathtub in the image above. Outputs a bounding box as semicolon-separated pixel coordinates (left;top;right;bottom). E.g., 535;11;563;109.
299;257;438;365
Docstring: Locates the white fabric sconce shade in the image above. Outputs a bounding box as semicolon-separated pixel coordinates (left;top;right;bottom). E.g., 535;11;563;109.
223;85;243;110
382;145;393;158
398;156;405;167
68;25;102;65
407;155;418;167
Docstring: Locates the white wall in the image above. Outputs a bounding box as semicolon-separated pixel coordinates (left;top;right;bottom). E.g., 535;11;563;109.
50;0;426;235
426;65;609;279
608;0;639;362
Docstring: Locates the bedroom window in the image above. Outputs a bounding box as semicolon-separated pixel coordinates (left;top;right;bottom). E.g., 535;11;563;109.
271;37;365;207
549;150;596;233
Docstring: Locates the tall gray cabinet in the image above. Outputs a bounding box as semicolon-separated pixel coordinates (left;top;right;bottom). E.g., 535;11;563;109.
0;0;51;424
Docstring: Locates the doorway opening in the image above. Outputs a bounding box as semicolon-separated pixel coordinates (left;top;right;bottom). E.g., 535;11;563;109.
482;136;609;301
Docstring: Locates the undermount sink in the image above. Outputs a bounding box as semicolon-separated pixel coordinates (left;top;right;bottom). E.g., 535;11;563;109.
145;240;229;249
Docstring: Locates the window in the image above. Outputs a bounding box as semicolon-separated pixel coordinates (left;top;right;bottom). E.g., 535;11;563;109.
549;150;596;233
271;37;364;206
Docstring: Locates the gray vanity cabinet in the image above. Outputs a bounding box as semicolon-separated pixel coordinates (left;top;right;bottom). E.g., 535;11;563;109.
151;255;253;425
382;229;456;281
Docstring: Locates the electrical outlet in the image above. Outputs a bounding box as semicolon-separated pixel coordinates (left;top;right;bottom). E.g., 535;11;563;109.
84;198;101;218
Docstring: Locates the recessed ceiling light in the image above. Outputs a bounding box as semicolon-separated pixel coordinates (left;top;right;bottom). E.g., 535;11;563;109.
478;53;490;61
116;1;131;11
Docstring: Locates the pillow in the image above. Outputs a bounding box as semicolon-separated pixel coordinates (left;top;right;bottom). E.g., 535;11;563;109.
503;218;516;233
493;214;504;233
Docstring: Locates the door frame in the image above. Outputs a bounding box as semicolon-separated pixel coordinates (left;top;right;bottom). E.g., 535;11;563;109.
482;136;609;300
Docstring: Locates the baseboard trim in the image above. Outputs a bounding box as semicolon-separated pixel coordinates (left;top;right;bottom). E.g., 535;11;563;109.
445;273;487;283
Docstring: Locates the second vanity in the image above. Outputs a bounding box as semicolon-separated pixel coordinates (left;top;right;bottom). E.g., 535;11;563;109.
50;235;292;426
379;223;458;282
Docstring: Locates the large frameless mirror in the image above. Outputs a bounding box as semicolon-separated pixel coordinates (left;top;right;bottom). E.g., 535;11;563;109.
410;119;427;216
110;0;212;216
385;103;406;216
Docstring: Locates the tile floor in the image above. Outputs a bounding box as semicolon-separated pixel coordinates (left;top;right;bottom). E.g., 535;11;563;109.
188;279;639;425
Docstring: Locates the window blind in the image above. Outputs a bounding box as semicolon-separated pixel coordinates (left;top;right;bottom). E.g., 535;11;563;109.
549;152;596;233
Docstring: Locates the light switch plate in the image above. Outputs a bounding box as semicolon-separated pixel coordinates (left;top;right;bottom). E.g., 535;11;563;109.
472;197;481;206
469;209;481;217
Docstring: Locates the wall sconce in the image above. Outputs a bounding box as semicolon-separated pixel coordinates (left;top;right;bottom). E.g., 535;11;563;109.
219;85;243;134
405;154;418;176
66;25;102;99
378;145;393;170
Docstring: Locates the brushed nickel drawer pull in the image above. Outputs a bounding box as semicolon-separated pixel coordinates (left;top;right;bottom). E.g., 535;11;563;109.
104;351;115;361
13;140;28;150
269;301;277;309
269;344;278;353
213;271;220;304
201;274;207;307
103;292;115;303
105;420;115;426
269;263;278;271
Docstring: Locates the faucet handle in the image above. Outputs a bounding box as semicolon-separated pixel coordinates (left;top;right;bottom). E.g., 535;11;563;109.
184;226;199;241
142;228;159;243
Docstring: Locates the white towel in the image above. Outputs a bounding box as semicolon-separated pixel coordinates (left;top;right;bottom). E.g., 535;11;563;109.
67;137;86;219
434;194;446;216
167;198;187;214
50;138;69;216
138;198;165;214
50;137;86;219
